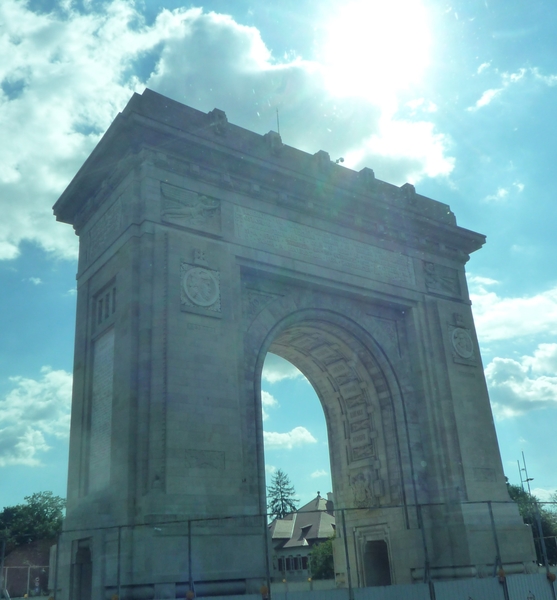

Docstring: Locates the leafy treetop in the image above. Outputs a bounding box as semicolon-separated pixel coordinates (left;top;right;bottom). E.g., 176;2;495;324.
507;483;557;564
0;492;65;554
309;536;335;579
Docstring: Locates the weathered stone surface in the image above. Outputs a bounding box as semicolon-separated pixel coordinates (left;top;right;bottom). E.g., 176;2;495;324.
53;89;534;599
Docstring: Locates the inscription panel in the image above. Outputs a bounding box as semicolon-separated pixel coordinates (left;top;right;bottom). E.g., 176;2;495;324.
234;206;416;286
185;449;225;470
89;328;114;492
87;198;122;263
473;467;496;483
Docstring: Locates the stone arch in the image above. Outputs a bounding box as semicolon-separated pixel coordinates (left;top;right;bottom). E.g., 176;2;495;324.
55;91;536;594
244;285;421;532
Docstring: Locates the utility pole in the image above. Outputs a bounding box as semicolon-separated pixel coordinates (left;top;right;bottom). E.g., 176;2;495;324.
0;538;5;599
520;451;550;572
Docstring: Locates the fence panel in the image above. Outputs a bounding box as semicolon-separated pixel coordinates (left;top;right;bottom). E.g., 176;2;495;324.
506;573;555;600
201;595;260;600
3;566;49;598
272;588;349;600
433;577;505;600
354;583;430;600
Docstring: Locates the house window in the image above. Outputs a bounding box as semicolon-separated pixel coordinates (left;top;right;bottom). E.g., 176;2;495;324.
285;557;292;571
278;558;284;572
302;556;308;570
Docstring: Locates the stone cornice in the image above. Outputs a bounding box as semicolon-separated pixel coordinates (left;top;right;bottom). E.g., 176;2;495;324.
53;89;485;262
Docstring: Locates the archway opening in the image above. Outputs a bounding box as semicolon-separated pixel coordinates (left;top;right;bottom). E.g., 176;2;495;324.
257;315;403;587
262;352;335;582
363;540;391;587
262;352;333;507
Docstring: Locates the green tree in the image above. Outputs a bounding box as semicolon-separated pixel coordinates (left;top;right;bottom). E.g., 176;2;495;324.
267;469;298;519
0;492;65;554
309;537;335;579
507;483;557;564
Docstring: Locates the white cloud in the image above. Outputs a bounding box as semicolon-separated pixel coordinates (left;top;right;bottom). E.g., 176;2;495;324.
468;274;499;287
345;118;454;184
265;464;277;475
468;277;557;342
262;354;305;384
477;62;491;74
261;390;278;407
261;390;278;421
522;343;557;374
468;66;557;111
484;186;508;202
263;426;317;450
486;345;557;419
0;366;72;466
532;68;557;86
406;98;438;113
28;277;42;285
484;181;524;202
531;488;556;502
0;1;456;262
310;469;328;478
0;426;50;467
469;88;503;110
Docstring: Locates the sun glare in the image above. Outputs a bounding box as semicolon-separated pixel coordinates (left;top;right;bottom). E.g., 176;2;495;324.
321;0;431;104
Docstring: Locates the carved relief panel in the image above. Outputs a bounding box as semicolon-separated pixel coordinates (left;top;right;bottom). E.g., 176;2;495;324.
423;261;461;297
448;312;476;366
180;263;221;315
161;182;221;235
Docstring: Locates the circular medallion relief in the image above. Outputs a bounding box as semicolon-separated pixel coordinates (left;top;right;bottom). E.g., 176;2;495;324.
183;267;219;307
451;327;474;359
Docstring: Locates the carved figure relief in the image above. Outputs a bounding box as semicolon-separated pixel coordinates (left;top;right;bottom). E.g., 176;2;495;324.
352;472;374;508
452;328;474;359
161;183;220;230
207;108;228;136
424;261;460;296
181;263;221;313
264;130;283;155
448;313;476;366
183;267;219;307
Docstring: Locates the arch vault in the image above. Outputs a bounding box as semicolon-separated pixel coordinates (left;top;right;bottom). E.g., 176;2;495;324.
53;89;534;599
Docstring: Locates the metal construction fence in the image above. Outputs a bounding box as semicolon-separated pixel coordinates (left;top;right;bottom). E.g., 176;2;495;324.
201;577;557;600
39;499;557;600
1;565;49;598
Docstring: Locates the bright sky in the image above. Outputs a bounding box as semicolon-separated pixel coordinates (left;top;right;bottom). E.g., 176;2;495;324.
2;0;557;509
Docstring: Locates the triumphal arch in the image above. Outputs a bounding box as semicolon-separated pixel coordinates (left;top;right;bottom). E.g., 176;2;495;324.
53;89;534;599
